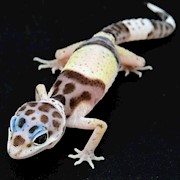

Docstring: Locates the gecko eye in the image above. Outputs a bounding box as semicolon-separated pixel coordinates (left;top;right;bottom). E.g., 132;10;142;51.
32;127;48;145
34;133;48;145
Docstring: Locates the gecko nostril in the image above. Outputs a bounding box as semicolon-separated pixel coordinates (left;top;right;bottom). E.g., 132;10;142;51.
27;143;32;148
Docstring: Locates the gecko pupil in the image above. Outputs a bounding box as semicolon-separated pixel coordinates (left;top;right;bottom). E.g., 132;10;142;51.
34;134;47;144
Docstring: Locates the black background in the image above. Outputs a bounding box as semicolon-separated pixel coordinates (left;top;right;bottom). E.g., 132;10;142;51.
0;0;179;179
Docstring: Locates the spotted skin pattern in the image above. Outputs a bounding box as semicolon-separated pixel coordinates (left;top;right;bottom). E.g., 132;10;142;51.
7;3;176;169
8;101;66;158
49;70;106;118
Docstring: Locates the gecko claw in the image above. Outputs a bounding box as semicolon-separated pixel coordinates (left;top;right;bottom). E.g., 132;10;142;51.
132;70;142;78
119;65;153;78
33;57;61;74
68;148;105;169
125;69;130;77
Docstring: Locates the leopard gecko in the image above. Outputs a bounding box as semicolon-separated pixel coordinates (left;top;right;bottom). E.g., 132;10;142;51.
7;3;176;169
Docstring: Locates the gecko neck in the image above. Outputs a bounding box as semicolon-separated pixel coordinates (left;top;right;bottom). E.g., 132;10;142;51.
40;98;66;122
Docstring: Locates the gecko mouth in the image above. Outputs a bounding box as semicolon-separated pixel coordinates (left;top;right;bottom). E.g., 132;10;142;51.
8;144;47;159
7;128;13;153
7;128;44;159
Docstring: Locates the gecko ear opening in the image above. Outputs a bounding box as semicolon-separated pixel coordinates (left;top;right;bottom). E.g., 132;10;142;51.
46;125;66;150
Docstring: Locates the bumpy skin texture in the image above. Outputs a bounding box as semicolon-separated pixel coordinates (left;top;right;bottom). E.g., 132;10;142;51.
7;3;176;169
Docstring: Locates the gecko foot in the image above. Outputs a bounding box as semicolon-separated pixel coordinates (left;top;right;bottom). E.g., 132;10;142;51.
33;57;61;74
119;65;153;78
68;148;105;169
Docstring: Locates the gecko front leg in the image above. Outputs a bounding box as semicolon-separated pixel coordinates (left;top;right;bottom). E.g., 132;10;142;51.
67;116;107;169
33;57;61;74
35;84;48;101
33;41;84;74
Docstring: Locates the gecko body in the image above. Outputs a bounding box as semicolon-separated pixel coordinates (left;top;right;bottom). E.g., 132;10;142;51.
7;3;176;169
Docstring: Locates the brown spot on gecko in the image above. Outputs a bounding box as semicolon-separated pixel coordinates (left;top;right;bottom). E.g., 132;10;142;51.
70;91;91;109
52;111;62;118
111;25;120;33
54;80;62;88
25;109;35;116
31;117;36;120
27;143;32;148
51;80;62;96
147;20;156;38
63;70;105;90
156;12;168;21
48;130;53;137
13;135;25;147
52;120;60;128
66;115;70;119
164;23;173;37
18;105;26;112
18;118;26;128
152;20;158;30
29;125;38;133
102;28;116;38
165;24;170;30
147;31;153;38
38;103;55;112
97;124;103;129
51;87;59;96
102;22;130;44
41;115;48;123
28;102;37;107
53;94;66;105
114;23;123;31
141;19;145;26
158;22;163;37
122;36;126;40
63;83;75;94
148;20;162;39
127;22;131;26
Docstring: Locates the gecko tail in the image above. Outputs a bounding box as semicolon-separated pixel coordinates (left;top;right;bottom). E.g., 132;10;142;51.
146;2;176;29
102;2;176;44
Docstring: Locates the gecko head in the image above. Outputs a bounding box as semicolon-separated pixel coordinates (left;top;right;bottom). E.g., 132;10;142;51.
7;100;66;159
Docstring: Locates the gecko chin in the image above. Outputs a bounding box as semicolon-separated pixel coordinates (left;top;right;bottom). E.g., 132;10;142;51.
7;145;45;159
